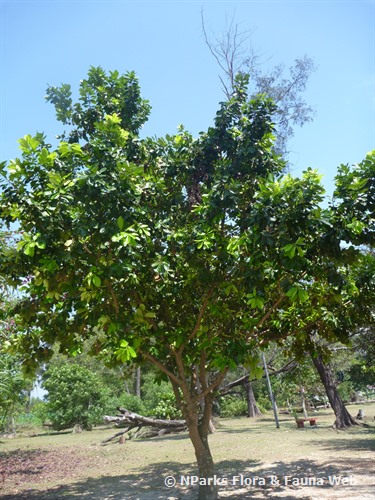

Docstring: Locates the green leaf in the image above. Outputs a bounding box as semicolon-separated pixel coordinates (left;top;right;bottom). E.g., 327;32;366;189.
114;340;137;362
117;216;125;230
282;243;295;258
286;287;298;301
282;238;305;259
286;286;309;303
8;159;23;177
18;134;40;153
24;243;36;257
297;289;309;302
92;275;101;287
247;296;264;309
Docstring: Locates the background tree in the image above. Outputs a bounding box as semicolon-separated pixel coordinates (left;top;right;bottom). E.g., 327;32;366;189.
348;325;375;395
272;357;324;413
201;12;316;156
284;250;375;428
42;363;109;431
0;353;33;432
0;68;372;500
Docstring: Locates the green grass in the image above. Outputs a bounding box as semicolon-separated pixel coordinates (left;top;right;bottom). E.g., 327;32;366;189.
1;403;374;499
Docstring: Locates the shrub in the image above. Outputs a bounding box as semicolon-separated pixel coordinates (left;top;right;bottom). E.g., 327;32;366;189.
151;393;183;420
254;394;272;412
42;364;109;430
337;381;356;403
105;393;146;415
219;395;247;418
0;353;32;432
141;372;181;418
30;400;49;425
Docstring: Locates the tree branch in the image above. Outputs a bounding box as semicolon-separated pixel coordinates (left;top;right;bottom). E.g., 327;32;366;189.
220;359;298;395
178;287;214;354
105;279;119;317
255;293;285;332
194;367;228;404
140;350;182;387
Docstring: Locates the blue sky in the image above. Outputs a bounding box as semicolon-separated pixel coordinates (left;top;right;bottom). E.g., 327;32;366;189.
1;0;374;198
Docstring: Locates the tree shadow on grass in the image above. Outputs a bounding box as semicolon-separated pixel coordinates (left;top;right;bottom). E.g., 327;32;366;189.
311;427;375;453
1;456;367;500
216;421;319;434
134;432;190;444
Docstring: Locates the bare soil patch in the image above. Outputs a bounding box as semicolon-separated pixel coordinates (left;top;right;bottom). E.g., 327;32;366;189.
0;404;374;499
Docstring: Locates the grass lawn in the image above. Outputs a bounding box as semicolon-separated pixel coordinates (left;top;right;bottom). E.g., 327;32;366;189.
0;403;374;499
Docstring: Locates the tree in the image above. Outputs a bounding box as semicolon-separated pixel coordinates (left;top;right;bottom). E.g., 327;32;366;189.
349;325;375;393
286;250;375;428
42;363;109;431
272;357;325;412
201;12;316;156
0;67;372;499
310;353;356;427
44;339;132;400
0;353;32;431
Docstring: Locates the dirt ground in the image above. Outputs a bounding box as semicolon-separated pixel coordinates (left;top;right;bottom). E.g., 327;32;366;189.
0;405;374;499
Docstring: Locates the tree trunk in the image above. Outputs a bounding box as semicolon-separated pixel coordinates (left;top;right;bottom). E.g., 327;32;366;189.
177;377;219;500
146;344;226;499
311;354;357;429
244;380;262;417
186;411;218;500
135;366;141;398
301;389;308;419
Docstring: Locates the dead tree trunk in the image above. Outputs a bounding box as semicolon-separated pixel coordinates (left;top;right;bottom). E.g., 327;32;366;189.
311;354;357;429
104;407;186;429
102;408;187;444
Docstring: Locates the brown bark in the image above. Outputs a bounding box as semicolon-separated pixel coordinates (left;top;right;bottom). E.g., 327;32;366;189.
143;319;225;500
135;366;141;398
186;399;218;500
171;352;223;500
311;354;357;429
244;380;262;418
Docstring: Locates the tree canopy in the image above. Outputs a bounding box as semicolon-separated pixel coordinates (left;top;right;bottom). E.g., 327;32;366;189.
0;67;374;500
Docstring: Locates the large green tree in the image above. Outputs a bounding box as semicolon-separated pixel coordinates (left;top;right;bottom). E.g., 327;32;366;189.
0;67;372;499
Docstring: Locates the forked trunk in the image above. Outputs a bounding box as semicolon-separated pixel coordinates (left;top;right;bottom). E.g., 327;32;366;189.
312;354;357;429
168;350;227;499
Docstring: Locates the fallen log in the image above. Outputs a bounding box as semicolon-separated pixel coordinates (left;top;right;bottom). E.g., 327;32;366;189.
102;407;187;445
104;407;186;428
